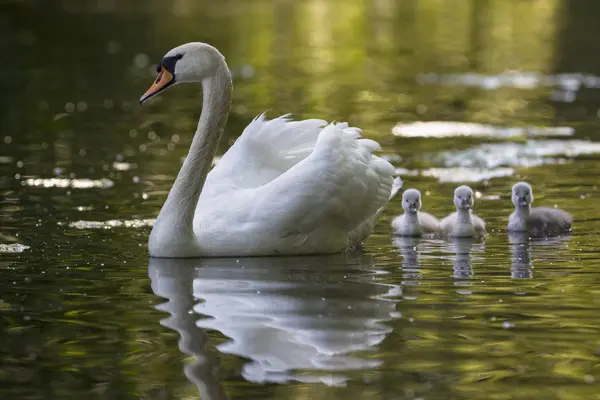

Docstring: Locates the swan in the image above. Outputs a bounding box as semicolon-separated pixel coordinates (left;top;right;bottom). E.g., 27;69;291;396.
139;42;401;257
440;185;486;238
391;189;440;236
508;182;572;237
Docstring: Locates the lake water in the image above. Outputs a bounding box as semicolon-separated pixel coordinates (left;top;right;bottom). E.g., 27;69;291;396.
2;0;600;399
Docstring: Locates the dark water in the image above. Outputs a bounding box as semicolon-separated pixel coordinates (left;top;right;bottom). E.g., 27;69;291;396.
2;0;600;399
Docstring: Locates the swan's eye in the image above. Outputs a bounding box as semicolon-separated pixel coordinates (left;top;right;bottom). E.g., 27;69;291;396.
161;54;184;74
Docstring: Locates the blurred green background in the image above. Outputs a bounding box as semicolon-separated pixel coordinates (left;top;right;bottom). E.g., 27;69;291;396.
2;0;600;399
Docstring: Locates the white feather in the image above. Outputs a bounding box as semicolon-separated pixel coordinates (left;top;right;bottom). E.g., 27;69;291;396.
194;116;399;256
145;42;400;257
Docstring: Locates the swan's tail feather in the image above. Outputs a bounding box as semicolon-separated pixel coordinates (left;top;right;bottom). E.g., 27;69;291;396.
389;176;403;200
348;176;403;247
240;115;327;170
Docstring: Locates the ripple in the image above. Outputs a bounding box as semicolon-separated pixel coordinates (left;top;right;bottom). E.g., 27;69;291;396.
112;161;137;171
0;243;30;253
416;71;600;91
394;166;514;183
65;218;156;229
24;178;114;189
392;121;574;138
421;167;515;183
438;140;600;169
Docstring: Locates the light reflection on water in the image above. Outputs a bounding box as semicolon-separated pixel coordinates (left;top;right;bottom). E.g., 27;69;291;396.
3;0;600;399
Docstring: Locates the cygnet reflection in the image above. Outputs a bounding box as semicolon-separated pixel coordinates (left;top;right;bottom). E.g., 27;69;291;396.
508;232;571;279
148;252;400;388
508;232;534;279
442;238;485;293
392;236;441;282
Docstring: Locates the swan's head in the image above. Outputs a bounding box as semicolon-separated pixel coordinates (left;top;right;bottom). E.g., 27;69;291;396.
402;189;422;214
454;185;474;210
140;42;226;104
512;182;534;208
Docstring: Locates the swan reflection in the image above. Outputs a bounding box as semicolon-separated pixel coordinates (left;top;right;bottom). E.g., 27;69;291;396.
148;252;400;389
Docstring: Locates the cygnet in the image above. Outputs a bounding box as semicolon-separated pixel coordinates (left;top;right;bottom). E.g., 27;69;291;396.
440;185;487;238
508;182;572;237
391;189;440;237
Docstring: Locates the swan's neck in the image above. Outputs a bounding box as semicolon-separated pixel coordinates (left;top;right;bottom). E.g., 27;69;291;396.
512;205;531;230
456;208;472;224
150;62;232;257
514;205;531;219
404;211;419;225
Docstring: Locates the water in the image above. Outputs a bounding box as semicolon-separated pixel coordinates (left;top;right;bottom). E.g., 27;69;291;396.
2;0;600;398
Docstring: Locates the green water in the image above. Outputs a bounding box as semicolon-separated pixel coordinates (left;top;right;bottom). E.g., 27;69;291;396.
2;0;600;399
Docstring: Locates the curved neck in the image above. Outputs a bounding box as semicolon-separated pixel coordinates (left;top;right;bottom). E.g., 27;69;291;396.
456;208;472;222
515;205;531;217
150;61;232;254
404;211;418;223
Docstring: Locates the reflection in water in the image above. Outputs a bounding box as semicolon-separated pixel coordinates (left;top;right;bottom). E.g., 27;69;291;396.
508;232;534;279
148;253;400;390
442;239;485;294
392;121;574;138
508;233;572;279
149;260;229;400
437;139;600;169
394;236;421;279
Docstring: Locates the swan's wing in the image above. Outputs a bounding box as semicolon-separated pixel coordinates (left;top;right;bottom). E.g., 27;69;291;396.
472;214;487;234
205;114;327;192
418;211;441;233
530;207;572;235
250;122;397;243
349;177;403;245
391;214;406;232
439;212;457;233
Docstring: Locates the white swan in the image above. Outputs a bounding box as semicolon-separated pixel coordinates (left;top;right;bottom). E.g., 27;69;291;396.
440;186;487;238
391;189;440;236
508;182;572;237
140;42;401;257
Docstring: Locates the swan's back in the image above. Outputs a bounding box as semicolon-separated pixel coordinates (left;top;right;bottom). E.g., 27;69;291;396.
392;212;440;236
195;115;400;256
528;207;572;236
419;212;441;233
440;212;486;237
205;114;327;192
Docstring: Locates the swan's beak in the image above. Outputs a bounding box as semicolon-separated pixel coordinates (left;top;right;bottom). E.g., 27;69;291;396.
461;200;471;210
140;66;174;105
518;197;528;207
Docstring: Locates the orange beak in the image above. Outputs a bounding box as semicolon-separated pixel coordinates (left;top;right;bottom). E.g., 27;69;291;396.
140;66;174;104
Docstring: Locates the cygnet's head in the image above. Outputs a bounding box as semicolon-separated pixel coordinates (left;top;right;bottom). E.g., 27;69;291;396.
453;185;474;210
512;182;534;208
140;42;227;104
402;189;422;214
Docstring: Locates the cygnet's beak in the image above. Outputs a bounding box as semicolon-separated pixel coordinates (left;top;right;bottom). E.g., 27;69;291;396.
461;200;471;209
140;66;175;105
518;197;528;207
408;203;418;212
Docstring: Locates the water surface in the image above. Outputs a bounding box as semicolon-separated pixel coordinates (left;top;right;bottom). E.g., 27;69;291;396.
2;1;600;399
